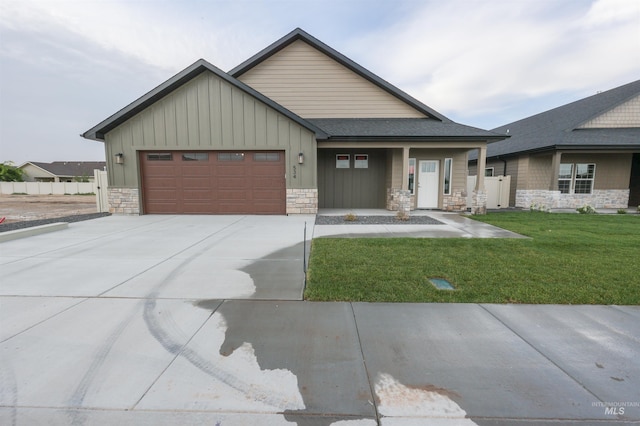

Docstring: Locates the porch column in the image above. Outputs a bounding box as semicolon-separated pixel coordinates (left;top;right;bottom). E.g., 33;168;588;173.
475;146;487;191
549;151;562;190
401;146;410;190
472;146;488;214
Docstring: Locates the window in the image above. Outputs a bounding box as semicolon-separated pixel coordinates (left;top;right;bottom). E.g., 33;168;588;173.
147;153;172;161
485;168;494;177
254;152;280;162
336;154;350;168
558;164;573;194
408;158;416;195
354;154;369;169
443;158;452;195
574;163;595;194
182;153;208;161
218;153;245;161
558;163;595;194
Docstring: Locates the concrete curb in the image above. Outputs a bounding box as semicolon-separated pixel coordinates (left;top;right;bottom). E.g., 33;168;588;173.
0;222;68;243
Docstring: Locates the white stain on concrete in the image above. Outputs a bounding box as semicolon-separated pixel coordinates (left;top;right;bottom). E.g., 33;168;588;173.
137;312;304;413
330;419;378;425
375;373;478;425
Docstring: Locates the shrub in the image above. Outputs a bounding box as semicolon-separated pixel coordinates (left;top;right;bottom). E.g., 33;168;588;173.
576;205;596;214
530;203;549;213
617;209;627;214
396;211;410;221
344;213;358;222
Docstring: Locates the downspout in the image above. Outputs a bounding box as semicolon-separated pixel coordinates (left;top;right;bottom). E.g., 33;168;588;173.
498;156;507;176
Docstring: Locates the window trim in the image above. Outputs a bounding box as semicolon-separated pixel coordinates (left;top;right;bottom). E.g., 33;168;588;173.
336;154;350;169
354;154;369;169
574;163;596;194
217;152;245;162
408;158;416;195
484;167;494;177
146;153;173;161
558;163;595;194
182;153;209;161
443;158;452;195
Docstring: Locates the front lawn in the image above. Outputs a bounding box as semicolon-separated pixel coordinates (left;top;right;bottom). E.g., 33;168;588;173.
305;213;639;304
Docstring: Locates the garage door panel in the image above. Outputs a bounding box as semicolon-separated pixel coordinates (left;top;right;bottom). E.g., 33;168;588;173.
141;150;285;215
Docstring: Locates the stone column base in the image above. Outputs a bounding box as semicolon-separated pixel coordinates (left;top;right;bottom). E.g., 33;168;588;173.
108;188;140;215
387;188;412;215
471;190;487;215
286;189;318;214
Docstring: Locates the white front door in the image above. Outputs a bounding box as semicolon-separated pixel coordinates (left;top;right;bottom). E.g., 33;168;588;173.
417;160;439;208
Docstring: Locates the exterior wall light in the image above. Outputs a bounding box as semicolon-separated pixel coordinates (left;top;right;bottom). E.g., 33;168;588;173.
298;152;304;164
115;153;124;164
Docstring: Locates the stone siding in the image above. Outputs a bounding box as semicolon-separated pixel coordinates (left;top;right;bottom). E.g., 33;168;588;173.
386;188;412;214
286;189;318;214
108;188;140;215
516;189;630;209
442;189;467;212
471;190;487;215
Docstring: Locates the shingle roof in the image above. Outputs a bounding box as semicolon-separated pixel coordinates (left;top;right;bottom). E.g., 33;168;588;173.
229;28;450;122
82;59;328;141
26;161;106;177
484;80;640;158
309;118;506;140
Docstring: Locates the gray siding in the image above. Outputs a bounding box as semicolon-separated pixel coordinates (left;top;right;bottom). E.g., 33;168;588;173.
104;71;317;189
318;149;387;208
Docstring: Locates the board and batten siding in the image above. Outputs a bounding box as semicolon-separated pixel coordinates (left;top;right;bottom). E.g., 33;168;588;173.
104;71;317;189
237;40;427;119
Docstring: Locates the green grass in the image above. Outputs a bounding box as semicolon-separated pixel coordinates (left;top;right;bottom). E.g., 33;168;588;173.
305;213;640;304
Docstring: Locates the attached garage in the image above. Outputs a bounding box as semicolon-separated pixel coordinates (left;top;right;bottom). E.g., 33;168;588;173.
140;150;286;214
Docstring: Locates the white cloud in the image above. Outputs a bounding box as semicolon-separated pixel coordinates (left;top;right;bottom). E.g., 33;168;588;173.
350;0;640;119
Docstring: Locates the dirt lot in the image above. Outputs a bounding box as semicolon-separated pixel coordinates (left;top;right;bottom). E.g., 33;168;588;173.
0;194;98;223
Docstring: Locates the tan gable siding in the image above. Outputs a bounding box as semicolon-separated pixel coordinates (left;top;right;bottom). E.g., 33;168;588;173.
104;71;317;189
579;94;640;128
237;40;426;118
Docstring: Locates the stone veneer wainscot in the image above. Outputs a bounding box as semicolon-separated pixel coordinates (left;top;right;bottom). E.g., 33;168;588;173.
516;189;630;209
108;188;140;215
286;189;318;214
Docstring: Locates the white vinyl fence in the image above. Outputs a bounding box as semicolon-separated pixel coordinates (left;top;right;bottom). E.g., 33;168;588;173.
467;175;511;209
0;181;95;195
1;170;110;213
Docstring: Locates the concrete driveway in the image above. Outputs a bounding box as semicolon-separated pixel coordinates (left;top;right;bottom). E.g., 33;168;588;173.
1;215;639;425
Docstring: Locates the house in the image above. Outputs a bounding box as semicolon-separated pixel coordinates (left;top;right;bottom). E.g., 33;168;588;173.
469;80;640;209
19;161;106;182
82;28;505;215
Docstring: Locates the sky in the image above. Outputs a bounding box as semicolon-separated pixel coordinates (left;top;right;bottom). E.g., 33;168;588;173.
1;0;639;165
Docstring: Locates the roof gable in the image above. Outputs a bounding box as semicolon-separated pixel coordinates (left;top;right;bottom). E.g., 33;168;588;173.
578;94;640;129
486;80;640;158
82;59;327;141
230;28;449;122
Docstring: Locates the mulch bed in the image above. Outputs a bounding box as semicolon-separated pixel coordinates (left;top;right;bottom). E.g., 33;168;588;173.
315;215;443;225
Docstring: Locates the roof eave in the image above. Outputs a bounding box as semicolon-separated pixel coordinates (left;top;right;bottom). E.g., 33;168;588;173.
320;135;507;143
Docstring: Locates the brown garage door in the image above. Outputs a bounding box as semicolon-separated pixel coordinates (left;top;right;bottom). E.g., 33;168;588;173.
140;151;285;214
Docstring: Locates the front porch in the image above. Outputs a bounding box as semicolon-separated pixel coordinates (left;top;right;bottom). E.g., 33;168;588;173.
316;146;490;214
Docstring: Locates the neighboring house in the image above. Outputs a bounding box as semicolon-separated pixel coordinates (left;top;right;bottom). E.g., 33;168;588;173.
470;80;640;209
82;28;505;215
19;161;106;182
